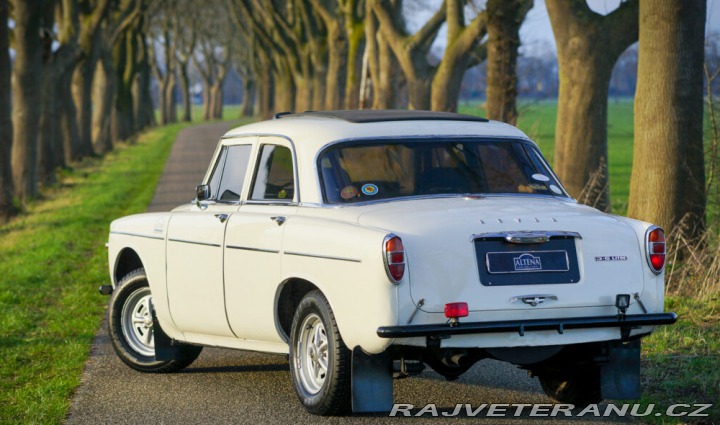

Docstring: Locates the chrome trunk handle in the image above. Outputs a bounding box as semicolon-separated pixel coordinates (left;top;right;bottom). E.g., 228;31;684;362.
472;231;581;243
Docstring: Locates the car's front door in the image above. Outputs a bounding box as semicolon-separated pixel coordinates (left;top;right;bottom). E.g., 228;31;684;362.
166;139;255;338
224;137;297;342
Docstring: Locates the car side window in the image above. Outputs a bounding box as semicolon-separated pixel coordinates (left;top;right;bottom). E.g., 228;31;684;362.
250;145;295;201
213;144;253;202
207;147;229;200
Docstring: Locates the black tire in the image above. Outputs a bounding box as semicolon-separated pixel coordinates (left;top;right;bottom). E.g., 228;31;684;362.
289;290;351;416
108;268;202;373
538;366;602;407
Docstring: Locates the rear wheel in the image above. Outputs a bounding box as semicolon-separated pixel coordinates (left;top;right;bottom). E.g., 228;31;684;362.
109;268;202;373
538;366;602;407
289;290;351;415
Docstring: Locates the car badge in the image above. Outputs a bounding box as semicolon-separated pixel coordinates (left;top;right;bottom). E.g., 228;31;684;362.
513;253;542;271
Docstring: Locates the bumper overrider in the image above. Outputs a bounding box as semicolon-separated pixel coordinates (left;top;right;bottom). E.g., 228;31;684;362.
377;312;678;339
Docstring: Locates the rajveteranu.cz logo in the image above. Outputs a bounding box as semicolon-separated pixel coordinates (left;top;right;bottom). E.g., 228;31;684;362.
513;253;542;271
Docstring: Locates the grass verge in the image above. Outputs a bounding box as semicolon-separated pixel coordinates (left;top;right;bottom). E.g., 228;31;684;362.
0;121;195;423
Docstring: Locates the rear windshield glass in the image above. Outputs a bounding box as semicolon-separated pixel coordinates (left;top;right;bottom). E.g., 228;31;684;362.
318;139;568;204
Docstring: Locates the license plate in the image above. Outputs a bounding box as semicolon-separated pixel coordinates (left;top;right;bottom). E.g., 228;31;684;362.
486;250;570;274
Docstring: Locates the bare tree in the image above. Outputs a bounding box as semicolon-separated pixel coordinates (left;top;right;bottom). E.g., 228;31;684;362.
310;0;349;109
194;2;232;120
73;0;111;158
371;0;446;110
546;0;638;212
11;0;45;201
628;0;706;238
365;0;399;109
92;0;143;152
431;0;488;112
173;0;196;122
148;0;177;125
342;0;365;109
485;0;533;124
133;24;156;130
38;0;83;186
0;0;13;221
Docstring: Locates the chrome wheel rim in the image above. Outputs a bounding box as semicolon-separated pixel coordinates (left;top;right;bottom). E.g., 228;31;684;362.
295;313;329;394
121;287;155;357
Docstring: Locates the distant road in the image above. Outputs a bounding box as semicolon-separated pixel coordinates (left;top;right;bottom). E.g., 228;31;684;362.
65;121;628;425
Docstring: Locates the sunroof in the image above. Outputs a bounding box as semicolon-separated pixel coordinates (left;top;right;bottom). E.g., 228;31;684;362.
274;110;489;123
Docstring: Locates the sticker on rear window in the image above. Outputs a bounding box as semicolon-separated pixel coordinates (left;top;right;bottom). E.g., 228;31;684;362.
341;185;358;200
361;184;379;196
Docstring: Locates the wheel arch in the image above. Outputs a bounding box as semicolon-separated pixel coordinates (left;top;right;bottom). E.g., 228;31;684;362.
114;248;144;287
274;278;322;343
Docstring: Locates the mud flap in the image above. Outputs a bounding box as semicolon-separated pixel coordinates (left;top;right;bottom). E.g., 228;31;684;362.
351;347;393;413
601;339;641;399
151;308;182;361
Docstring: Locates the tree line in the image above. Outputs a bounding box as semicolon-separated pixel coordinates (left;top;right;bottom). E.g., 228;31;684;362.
0;0;711;243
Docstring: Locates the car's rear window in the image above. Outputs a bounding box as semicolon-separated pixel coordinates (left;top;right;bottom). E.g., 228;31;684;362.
318;139;568;204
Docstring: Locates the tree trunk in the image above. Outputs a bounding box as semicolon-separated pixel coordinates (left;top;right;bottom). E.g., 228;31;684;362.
73;0;110;159
92;48;116;154
73;52;99;158
201;79;212;120
485;0;532;124
325;24;347;109
344;21;364;109
293;75;312;112
134;57;156;131
111;30;137;143
133;31;158;132
273;58;295;113
0;0;13;221
255;51;273;119
241;78;256;117
211;82;224;120
178;60;192;122
38;42;63;185
628;0;706;238
58;62;81;162
11;0;45;201
547;0;638;212
370;31;397;109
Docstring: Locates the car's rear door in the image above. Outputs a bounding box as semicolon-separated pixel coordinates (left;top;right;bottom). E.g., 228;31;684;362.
224;136;298;342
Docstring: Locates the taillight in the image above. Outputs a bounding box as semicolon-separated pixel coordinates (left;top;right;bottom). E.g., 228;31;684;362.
646;227;666;274
384;235;405;283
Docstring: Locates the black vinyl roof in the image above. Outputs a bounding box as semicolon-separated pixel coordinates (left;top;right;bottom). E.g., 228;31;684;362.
274;109;489;123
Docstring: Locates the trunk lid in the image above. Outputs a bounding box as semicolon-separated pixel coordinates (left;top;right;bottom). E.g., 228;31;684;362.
357;196;644;313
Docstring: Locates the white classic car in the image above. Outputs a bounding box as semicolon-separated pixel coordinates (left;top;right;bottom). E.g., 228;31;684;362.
103;110;676;415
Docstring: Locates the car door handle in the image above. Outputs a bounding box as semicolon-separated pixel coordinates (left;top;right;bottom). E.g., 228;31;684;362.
214;214;229;223
271;216;286;226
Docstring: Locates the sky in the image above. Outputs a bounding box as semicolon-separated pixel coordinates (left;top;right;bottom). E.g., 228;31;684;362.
520;0;720;56
409;0;720;58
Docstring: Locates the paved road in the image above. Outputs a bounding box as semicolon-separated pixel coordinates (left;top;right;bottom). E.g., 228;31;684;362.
65;122;628;424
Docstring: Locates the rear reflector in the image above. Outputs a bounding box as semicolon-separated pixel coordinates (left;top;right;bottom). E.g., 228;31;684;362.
444;302;469;319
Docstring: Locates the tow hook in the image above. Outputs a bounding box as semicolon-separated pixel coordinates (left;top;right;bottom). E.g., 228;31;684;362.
99;285;113;295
